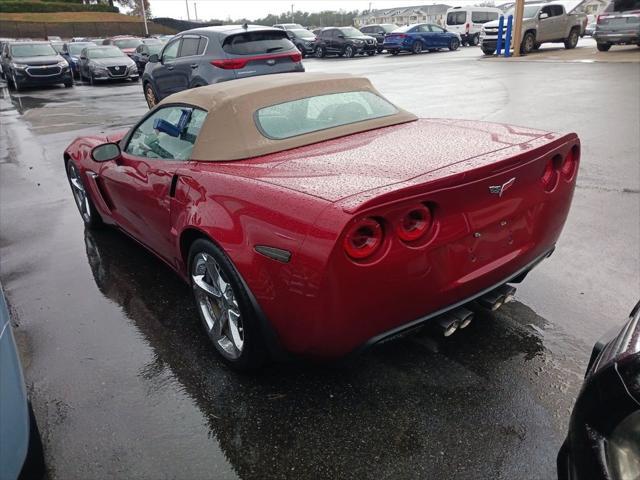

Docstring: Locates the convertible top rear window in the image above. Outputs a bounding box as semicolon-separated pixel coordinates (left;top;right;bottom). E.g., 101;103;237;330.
255;91;399;140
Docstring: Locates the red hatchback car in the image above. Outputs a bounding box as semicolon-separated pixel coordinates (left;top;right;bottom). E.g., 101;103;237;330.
64;73;580;369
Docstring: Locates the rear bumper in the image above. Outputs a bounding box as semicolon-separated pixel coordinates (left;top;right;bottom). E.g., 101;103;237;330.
594;32;640;44
382;42;409;51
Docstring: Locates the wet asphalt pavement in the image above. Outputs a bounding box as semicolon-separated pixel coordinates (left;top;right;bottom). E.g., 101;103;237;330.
0;42;639;480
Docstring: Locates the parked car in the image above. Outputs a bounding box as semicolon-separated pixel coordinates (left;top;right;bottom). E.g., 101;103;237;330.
312;28;322;36
285;28;317;57
382;24;461;54
273;23;305;30
0;286;46;480
557;301;640;480
142;25;303;109
61;41;95;78
445;6;502;46
131;41;165;73
78;45;139;84
0;41;73;91
313;27;377;57
359;24;397;52
47;35;62;42
594;0;640;51
102;36;143;57
63;72;580;369
51;41;65;54
480;2;586;55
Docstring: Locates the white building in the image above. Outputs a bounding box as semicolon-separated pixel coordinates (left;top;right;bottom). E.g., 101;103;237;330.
354;4;452;27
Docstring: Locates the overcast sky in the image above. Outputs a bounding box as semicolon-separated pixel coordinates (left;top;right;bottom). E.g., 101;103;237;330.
147;0;481;21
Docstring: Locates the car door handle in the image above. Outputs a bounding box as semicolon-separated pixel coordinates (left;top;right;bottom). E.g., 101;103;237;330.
190;64;198;69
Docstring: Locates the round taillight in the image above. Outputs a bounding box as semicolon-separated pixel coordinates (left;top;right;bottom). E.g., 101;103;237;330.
541;158;559;192
561;149;577;179
343;218;383;260
396;206;432;242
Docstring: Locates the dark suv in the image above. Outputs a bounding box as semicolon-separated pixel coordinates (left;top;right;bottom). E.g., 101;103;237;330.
313;27;377;58
359;24;397;52
285;28;317;57
142;25;304;108
0;41;73;91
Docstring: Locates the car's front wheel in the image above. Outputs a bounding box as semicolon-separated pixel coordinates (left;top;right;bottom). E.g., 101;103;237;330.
449;37;460;51
481;46;495;55
66;160;102;228
144;82;158;109
344;45;355;58
470;34;480;46
390;49;399;55
596;42;611;51
314;45;325;58
521;31;536;54
189;239;266;370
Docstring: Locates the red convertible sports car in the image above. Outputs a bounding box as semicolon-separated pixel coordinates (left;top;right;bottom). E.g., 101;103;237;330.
64;73;580;369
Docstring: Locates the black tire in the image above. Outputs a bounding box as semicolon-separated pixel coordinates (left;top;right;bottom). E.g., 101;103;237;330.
470;33;480;46
343;44;355;58
449;37;460;51
411;40;423;54
521;31;536;54
144;82;158;109
390;49;399;55
131;76;140;82
533;42;541;50
64;80;74;88
19;403;46;480
66;160;103;229
481;47;495;55
188;238;267;370
367;50;375;56
596;42;611;51
564;27;579;49
314;45;325;58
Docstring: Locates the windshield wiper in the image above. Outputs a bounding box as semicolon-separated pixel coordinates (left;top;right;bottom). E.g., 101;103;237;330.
266;46;284;53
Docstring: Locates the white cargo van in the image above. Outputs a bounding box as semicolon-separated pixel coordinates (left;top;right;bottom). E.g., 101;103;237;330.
445;6;503;45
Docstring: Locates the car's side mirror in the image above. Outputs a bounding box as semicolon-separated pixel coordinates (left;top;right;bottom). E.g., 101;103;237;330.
148;53;159;63
91;142;121;162
539;12;549;19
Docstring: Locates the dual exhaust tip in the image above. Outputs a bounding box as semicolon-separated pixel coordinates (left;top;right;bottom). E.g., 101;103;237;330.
434;285;516;337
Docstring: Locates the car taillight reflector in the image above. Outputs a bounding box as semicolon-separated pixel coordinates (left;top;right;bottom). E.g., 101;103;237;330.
211;52;302;70
396;206;432;242
561;149;578;179
541;157;560;192
343;218;384;260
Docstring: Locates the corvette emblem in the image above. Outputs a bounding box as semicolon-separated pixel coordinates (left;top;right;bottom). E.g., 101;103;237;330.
489;177;516;197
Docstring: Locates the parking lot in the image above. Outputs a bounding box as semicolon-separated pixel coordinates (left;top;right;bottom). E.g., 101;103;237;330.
1;41;639;479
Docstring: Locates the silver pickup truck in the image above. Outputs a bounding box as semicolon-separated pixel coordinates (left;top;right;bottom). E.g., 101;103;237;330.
480;2;587;55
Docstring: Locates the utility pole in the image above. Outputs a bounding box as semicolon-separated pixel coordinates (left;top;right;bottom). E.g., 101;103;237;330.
194;2;198;21
512;0;525;56
140;0;148;36
185;0;191;21
291;4;294;22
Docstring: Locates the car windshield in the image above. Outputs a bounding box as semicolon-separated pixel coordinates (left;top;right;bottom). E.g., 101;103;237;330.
255;91;399;140
87;47;124;58
222;30;293;55
338;27;364;37
68;43;93;55
290;29;315;39
10;43;57;57
51;42;64;53
392;25;416;33
505;5;542;18
114;38;142;48
142;39;162;45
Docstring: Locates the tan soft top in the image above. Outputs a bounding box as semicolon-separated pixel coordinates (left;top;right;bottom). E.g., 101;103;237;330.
158;72;417;161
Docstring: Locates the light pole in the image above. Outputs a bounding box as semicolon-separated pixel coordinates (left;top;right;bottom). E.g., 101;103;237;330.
185;0;191;21
140;0;148;36
291;4;294;23
194;2;198;21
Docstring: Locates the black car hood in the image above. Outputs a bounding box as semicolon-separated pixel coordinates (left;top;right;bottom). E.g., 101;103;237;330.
91;57;134;67
12;55;62;66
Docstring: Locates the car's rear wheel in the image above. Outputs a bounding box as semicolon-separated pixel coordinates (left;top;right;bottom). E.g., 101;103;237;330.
367;50;375;56
66;160;102;228
314;45;325;58
482;46;495;55
470;34;480;46
144;82;158;109
189;239;266;370
390;49;399;55
412;41;423;54
596;42;611;51
564;27;579;49
449;37;460;51
344;45;355;58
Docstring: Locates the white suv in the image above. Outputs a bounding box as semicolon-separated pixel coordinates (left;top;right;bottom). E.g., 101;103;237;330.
445;6;502;46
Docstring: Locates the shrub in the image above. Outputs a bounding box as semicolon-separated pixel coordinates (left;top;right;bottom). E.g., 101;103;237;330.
0;2;118;13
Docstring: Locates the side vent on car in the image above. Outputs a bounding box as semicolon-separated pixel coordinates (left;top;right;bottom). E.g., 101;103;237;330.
254;245;291;263
169;174;179;198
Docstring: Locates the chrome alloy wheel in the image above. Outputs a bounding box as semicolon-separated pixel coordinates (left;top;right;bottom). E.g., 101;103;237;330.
192;252;244;358
67;162;92;223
